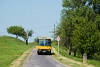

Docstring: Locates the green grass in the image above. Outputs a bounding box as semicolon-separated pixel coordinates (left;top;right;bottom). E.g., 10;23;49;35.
52;42;100;67
0;36;36;67
88;60;100;67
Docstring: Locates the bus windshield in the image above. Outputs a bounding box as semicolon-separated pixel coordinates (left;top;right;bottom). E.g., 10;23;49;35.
38;39;51;46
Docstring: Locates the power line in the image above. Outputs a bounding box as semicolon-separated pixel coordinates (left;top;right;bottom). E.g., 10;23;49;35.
33;24;53;29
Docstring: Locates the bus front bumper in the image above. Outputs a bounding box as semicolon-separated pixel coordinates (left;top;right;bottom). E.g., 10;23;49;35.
37;49;51;53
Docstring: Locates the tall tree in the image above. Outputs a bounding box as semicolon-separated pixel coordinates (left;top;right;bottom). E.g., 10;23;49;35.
71;9;100;58
88;0;100;14
57;0;100;58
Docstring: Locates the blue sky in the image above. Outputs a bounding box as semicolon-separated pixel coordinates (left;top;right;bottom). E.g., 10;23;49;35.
0;0;62;42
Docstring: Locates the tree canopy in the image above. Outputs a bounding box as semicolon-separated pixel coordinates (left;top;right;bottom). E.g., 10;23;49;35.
7;26;24;38
56;0;100;59
7;26;33;45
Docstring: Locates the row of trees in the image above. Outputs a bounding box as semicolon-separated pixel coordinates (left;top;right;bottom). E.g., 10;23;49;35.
7;26;33;45
55;0;100;60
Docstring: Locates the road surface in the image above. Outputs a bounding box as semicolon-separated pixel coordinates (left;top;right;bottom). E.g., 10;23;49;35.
23;48;68;67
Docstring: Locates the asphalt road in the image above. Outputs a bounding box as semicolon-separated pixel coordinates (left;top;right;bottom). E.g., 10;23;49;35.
23;49;68;67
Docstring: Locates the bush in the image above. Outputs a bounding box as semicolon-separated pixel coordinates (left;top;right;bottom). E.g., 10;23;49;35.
93;52;100;61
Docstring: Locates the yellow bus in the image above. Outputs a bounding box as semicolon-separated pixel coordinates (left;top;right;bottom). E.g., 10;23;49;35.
36;36;51;55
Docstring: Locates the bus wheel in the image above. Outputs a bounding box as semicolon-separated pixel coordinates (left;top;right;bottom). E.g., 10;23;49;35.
37;51;40;55
49;50;51;55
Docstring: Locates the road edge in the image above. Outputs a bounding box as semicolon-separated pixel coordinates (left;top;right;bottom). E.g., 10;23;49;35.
9;47;35;67
52;47;95;67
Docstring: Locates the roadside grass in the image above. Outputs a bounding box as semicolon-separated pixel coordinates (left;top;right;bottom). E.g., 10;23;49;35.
88;60;100;67
52;42;100;67
10;43;36;67
0;36;36;67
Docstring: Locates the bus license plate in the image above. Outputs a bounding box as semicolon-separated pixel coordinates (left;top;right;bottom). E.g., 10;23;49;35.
43;51;46;52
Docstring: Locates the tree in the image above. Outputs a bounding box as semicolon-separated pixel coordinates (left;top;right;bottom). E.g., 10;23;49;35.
56;0;100;59
72;15;100;58
34;37;38;43
88;0;100;14
7;26;24;38
58;17;73;55
21;30;33;45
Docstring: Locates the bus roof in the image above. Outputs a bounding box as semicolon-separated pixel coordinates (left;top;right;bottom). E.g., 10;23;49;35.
38;36;51;39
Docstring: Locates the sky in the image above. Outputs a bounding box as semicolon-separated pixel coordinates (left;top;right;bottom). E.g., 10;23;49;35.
0;0;62;42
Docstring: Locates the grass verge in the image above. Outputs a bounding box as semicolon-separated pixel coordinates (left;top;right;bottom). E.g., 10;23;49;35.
0;36;36;67
9;44;35;67
52;42;100;67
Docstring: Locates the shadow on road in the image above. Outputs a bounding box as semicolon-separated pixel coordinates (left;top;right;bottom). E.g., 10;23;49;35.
38;52;55;55
51;53;55;55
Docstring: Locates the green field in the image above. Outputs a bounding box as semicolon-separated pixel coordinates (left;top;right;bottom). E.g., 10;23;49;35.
0;36;35;67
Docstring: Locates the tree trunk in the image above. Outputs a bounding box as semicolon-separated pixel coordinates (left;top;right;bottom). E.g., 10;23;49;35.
68;46;71;55
16;35;18;39
26;38;28;45
74;48;77;57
